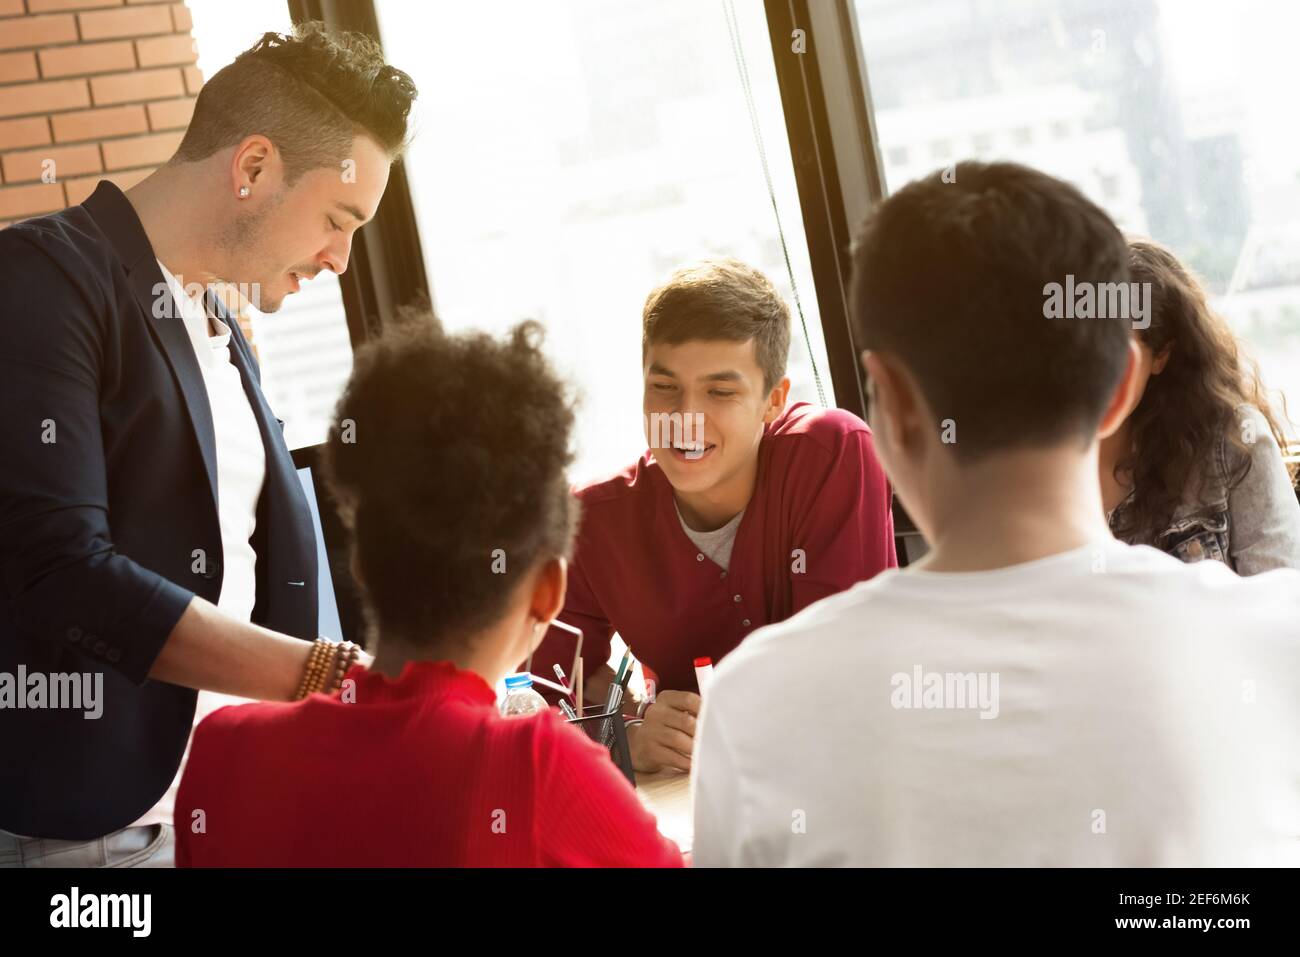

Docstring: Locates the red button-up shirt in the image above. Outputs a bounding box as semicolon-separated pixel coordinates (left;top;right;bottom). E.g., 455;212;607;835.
533;402;896;695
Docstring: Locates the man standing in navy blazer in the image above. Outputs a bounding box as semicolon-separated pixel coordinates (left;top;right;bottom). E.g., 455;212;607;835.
0;24;417;866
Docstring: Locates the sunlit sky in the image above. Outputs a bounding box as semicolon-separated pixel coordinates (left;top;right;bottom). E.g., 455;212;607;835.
1159;0;1300;191
192;0;1300;195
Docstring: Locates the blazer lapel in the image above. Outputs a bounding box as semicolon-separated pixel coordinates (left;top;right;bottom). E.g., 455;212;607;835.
208;290;319;629
82;181;220;516
206;291;289;473
128;253;220;515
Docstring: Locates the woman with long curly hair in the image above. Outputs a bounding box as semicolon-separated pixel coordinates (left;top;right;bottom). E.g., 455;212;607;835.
1101;238;1300;573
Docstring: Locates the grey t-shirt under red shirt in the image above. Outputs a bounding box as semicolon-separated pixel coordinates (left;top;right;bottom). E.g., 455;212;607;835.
676;503;745;572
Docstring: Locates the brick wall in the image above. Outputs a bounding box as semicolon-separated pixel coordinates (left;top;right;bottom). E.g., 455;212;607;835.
0;0;202;228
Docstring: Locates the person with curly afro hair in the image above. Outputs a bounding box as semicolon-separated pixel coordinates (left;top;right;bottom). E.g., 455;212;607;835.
175;312;683;867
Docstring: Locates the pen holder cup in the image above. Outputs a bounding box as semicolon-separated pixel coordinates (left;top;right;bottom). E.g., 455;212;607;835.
565;703;635;785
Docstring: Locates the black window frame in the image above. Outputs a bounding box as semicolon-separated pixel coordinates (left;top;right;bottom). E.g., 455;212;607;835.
764;0;920;548
286;0;432;348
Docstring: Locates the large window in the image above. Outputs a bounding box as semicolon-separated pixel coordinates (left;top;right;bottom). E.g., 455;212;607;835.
189;0;355;451
375;0;831;484
854;0;1300;434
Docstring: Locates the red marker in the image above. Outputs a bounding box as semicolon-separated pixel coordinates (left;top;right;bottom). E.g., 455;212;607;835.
694;656;714;695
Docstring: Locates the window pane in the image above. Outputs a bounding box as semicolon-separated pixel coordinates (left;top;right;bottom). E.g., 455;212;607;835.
187;1;355;450
376;0;831;484
855;0;1300;434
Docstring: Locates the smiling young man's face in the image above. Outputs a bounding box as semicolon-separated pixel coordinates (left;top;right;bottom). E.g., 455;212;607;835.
643;338;789;511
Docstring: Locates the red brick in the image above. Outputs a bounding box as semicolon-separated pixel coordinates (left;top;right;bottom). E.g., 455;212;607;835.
0;0;24;17
51;102;147;141
79;5;173;42
2;141;101;183
0;181;65;218
0;78;89;119
29;0;124;12
0;116;51;151
171;3;192;33
0;51;38;84
39;41;137;79
183;64;202;95
101;128;180;169
64;165;149;205
135;33;195;68
145;95;192;130
89;66;183;105
0;14;78;52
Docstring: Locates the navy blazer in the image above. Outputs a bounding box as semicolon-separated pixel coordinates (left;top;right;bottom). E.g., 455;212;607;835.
0;182;318;840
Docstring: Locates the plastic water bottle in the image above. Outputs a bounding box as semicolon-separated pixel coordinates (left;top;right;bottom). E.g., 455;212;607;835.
500;673;548;717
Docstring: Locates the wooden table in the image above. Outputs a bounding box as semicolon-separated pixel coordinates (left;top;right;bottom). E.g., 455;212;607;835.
635;769;693;852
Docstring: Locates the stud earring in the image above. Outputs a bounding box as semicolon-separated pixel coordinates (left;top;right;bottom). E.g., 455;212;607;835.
238;186;250;198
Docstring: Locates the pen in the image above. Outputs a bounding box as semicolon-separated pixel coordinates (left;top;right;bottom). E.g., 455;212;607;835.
553;664;574;701
694;656;714;695
599;683;624;747
613;649;632;684
605;649;633;713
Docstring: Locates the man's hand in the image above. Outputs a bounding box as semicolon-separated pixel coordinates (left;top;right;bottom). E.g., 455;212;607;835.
628;690;701;772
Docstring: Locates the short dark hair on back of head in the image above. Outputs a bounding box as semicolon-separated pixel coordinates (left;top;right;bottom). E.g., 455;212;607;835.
642;258;791;391
322;311;579;648
849;161;1132;462
174;22;417;182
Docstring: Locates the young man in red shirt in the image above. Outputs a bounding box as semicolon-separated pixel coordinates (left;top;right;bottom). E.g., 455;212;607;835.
531;259;896;772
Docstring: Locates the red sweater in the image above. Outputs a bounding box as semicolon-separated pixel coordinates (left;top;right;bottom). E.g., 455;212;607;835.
532;401;896;693
175;661;683;867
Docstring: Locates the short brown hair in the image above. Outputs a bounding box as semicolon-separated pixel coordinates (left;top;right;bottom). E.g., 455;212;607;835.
174;22;417;182
642;258;791;390
851;161;1131;462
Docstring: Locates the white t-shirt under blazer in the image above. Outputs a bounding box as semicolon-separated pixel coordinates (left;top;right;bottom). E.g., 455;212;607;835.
131;262;267;831
693;537;1300;867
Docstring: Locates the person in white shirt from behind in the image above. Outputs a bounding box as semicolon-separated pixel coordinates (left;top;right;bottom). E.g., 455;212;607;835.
692;160;1300;868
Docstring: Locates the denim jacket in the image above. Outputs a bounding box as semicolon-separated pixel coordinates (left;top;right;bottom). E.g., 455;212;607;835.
1109;406;1300;575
